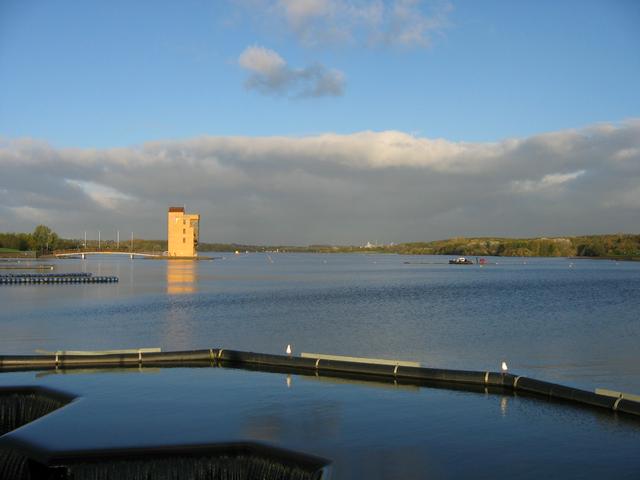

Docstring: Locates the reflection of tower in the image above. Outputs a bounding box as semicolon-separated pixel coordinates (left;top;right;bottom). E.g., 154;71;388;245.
167;207;200;257
166;260;197;295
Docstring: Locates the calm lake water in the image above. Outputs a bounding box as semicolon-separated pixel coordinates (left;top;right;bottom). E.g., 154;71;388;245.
1;253;639;478
2;253;639;392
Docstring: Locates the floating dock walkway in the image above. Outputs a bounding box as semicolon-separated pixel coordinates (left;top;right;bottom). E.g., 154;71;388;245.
0;273;118;284
0;264;55;270
0;348;638;419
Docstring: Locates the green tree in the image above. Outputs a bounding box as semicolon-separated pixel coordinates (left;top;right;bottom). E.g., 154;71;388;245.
32;225;58;254
576;243;605;257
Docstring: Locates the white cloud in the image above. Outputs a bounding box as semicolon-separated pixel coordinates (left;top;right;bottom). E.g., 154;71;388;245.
232;2;448;97
238;45;287;76
377;0;452;47
1;120;639;244
613;147;639;161
510;170;586;194
238;45;345;97
278;0;333;28
8;206;50;223
237;0;451;48
65;180;135;210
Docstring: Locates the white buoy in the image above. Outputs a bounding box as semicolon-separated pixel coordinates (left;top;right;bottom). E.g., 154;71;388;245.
501;361;508;373
286;344;292;356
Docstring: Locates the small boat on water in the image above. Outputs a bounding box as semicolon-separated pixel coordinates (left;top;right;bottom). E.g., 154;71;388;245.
449;257;474;265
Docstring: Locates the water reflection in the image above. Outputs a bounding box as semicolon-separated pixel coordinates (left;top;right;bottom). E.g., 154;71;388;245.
164;260;199;346
301;373;420;392
500;396;509;416
241;400;343;443
163;300;196;349
35;367;162;378
166;260;198;295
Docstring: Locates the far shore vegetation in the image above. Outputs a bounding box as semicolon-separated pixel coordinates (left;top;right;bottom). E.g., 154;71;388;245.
1;226;639;260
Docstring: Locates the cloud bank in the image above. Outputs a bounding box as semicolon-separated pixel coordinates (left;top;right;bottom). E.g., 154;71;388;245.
1;120;639;244
238;45;345;97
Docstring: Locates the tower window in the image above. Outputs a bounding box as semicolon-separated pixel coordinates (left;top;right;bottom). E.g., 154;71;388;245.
183;238;186;243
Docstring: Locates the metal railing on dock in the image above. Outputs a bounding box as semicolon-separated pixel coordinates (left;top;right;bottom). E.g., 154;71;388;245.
0;273;118;284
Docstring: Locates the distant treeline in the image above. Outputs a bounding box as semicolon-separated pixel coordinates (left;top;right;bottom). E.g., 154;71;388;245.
363;235;640;258
199;235;640;258
1;227;639;258
0;225;67;254
0;226;165;255
197;242;319;253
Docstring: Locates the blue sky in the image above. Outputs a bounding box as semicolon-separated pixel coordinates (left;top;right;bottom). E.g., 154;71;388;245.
1;1;639;243
2;0;638;147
